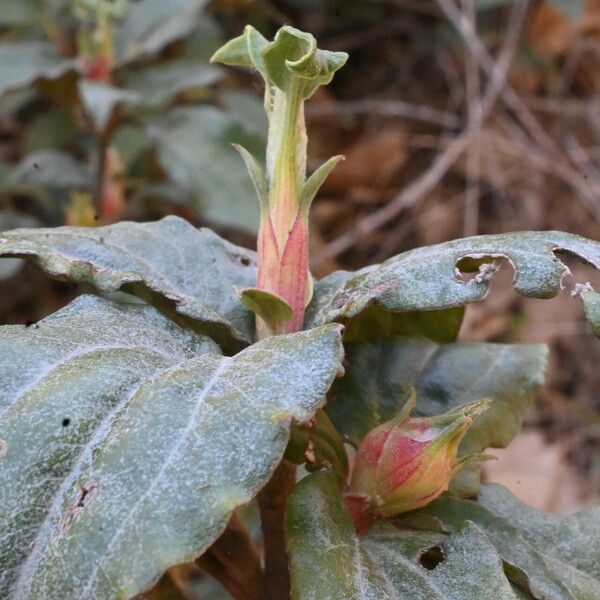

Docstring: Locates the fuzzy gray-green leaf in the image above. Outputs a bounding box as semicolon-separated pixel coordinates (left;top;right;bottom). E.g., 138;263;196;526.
420;486;600;600
0;295;217;598
0;216;257;351
307;231;600;337
286;472;517;600
1;299;344;599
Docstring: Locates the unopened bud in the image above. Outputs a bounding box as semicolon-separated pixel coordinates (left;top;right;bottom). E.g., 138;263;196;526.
344;395;490;532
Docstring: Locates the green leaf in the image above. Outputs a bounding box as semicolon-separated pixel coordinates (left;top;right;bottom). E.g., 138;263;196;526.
238;287;292;336
0;43;76;98
0;295;216;598
150;107;265;232
210;25;269;81
579;287;600;338
0;216;257;352
472;0;513;11
9;149;93;190
212;25;348;100
286;472;518;600
420;486;600;600
262;26;348;98
233;144;268;209
477;484;600;587
78;80;139;132
0;297;344;599
306;271;465;343
220;90;269;140
300;155;344;212
114;0;210;66
286;410;349;486
307;232;600;338
0;211;39;281
23;107;77;154
0;0;39;25
328;340;547;495
122;60;223;108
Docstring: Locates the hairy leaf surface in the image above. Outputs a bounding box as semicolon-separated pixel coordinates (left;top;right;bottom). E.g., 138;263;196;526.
0;295;217;598
307;232;600;337
287;473;599;600
0;297;344;599
287;472;517;600
420;486;600;600
0;216;257;351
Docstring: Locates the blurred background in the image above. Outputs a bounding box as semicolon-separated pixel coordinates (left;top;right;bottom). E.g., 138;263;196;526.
1;0;599;513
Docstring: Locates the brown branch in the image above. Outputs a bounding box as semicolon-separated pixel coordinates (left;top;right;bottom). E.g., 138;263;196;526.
196;513;264;600
307;99;461;129
320;0;529;261
257;460;296;600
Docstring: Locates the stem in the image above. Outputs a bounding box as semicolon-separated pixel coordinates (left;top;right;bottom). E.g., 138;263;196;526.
268;83;305;246
195;514;264;600
258;460;297;600
93;132;109;221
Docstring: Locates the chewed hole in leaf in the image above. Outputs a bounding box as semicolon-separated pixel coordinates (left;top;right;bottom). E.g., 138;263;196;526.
62;418;71;427
419;544;446;571
455;256;502;284
554;250;600;291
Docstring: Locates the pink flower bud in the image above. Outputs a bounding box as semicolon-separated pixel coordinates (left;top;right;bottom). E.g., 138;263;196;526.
344;396;490;532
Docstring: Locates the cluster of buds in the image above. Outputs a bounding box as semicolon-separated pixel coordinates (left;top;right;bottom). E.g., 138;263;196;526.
212;27;347;337
344;395;491;533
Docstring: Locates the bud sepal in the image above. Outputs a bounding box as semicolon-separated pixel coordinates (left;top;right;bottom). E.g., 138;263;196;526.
344;395;491;532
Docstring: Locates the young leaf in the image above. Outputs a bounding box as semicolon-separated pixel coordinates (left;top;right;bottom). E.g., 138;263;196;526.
328;340;547;496
237;287;293;336
300;155;344;213
286;472;517;600
0;216;257;352
306;231;600;339
0;298;344;599
233;144;269;209
210;25;269;79
262;26;348;99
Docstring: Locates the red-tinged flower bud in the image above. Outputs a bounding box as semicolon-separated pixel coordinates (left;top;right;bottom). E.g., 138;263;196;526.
344;396;490;531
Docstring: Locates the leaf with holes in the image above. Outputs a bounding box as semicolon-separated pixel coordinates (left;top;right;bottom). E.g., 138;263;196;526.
306;232;600;338
0;295;344;599
419;485;600;600
328;340;547;496
286;472;519;600
0;216;256;352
